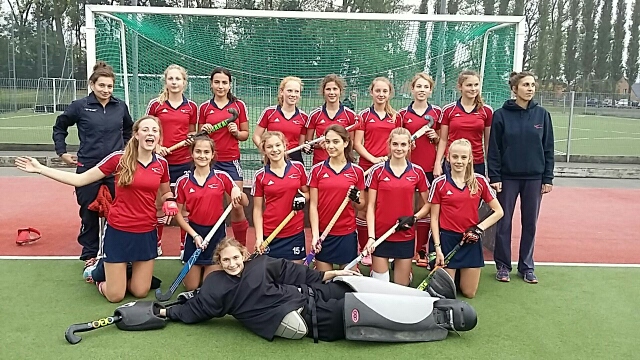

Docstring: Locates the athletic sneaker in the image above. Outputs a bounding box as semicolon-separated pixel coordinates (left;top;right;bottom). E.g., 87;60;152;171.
519;271;538;284
361;254;372;266
416;250;429;268
157;245;163;256
83;262;97;283
496;266;510;282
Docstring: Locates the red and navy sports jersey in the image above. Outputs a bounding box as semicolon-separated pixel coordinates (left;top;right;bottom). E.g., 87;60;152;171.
175;170;237;226
251;161;308;238
439;100;493;164
97;151;170;233
257;105;308;150
399;103;442;173
199;99;249;162
146;96;198;165
428;173;496;234
307;161;366;236
306;104;358;165
365;161;429;242
356;107;401;171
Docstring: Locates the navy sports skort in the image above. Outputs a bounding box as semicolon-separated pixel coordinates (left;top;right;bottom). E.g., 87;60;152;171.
263;230;306;261
429;229;484;269
102;225;157;263
182;222;226;265
288;150;304;165
213;160;243;181
373;239;415;259
315;231;358;265
169;162;193;184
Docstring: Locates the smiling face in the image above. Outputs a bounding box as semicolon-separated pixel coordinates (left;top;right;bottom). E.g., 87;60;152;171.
263;134;285;163
412;77;432;102
219;246;245;276
165;68;186;95
447;143;473;174
211;72;231;100
280;80;301;107
389;133;411;159
514;75;536;102
135;118;161;152
458;75;480;101
91;76;114;102
370;80;391;106
191;139;214;168
323;81;341;105
324;129;348;159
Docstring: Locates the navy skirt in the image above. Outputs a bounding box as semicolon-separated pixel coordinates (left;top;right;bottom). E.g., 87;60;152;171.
315;231;358;265
183;222;226;265
373;239;415;259
102;225;157;263
429;229;484;269
263;230;306;261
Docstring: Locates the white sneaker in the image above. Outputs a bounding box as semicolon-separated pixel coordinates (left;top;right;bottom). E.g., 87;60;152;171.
157;245;163;256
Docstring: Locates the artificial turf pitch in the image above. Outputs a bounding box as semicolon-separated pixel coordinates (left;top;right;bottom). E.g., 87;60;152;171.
0;259;636;359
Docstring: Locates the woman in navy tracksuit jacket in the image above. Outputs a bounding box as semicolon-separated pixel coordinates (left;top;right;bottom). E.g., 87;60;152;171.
487;71;554;284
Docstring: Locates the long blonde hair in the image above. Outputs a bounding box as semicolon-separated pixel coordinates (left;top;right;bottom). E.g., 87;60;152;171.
214;237;249;265
116;116;162;187
370;77;397;123
158;64;188;104
448;139;479;195
457;70;485;109
411;72;435;93
259;131;289;165
387;127;412;157
277;76;303;106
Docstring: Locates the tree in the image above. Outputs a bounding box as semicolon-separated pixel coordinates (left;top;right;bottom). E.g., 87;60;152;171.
534;0;551;82
522;0;539;70
498;0;509;14
595;0;614;89
564;0;581;89
627;0;640;91
610;0;627;84
484;0;495;15
548;0;565;84
514;0;525;15
581;0;597;90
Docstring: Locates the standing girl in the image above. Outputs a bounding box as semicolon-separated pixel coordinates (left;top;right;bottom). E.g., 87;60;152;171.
252;131;309;263
363;128;431;286
488;71;554;284
174;137;248;291
146;64;198;255
308;125;366;271
353;77;400;265
429;139;504;298
434;70;493;177
305;74;358;165
199;67;251;248
17;116;176;303
253;77;310;164
398;73;442;266
52;61;133;268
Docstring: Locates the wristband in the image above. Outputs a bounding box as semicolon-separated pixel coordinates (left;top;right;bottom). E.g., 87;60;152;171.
368;236;375;241
434;244;441;248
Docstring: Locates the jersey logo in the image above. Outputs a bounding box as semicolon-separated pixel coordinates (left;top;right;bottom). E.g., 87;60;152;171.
446;190;453;195
369;119;375;123
189;188;195;193
181;109;191;114
322;173;330;178
84;108;97;112
406;119;412;123
382;177;390;181
288;174;299;179
454;113;460;117
151;167;161;174
319;119;326;124
406;176;416;181
274;119;280;122
209;110;215;114
161;109;169;113
293;120;303;125
208;184;218;189
534;124;543;129
267;180;275;185
344;173;354;179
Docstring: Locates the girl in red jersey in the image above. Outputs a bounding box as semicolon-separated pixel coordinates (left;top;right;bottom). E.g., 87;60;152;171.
146;64;198;256
363;128;432;286
252;131;309;263
398;73;442;267
308;124;366;271
174;137;248;291
252;76;310;164
429;139;504;298
15;116;177;303
305;74;358;165
198;67;250;249
353;77;401;265
434;70;493;177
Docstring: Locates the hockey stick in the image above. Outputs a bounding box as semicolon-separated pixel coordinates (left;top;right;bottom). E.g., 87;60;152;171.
416;210;495;291
344;221;401;270
167;108;239;152
65;315;122;344
410;115;435;142
155;203;234;301
303;186;354;266
286;123;358;155
248;210;297;260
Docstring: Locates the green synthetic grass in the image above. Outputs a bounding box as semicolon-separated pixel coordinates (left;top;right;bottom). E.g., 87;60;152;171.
0;260;637;359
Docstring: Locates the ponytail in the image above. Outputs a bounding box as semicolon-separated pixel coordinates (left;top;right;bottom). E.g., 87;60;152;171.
210;67;239;103
158;64;188;104
370;77;397;123
448;139;479;196
277;76;303;107
457;70;485;109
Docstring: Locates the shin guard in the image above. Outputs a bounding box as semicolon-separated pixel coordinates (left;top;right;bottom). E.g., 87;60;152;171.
356;218;368;250
369;270;390;282
179;216;188;251
416;219;430;254
114;301;167;331
231;220;249;246
334;276;431;297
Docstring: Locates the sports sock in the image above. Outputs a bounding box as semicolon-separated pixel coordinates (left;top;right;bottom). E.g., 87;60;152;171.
416;218;430;255
369;269;390;282
356;218;368;250
231;219;249;246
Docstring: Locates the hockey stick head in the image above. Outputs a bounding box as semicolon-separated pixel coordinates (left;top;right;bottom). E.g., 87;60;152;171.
64;315;121;345
424;115;435;128
155;288;173;302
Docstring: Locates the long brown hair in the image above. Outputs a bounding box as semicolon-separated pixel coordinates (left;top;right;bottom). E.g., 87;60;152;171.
189;136;216;169
457;70;485;109
277;76;303;106
320;74;346;98
324;124;355;163
158;64;188;104
369;77;397;123
214;237;249;265
258;131;289;165
116;116;162;187
509;71;537;93
448;138;479;195
210;67;239;103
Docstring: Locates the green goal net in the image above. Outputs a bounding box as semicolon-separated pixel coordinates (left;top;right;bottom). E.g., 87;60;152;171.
88;7;523;178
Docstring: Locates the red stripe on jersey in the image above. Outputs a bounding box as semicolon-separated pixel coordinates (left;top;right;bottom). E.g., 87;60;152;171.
97;151;170;233
308;161;365;236
440;100;493;164
146;96;198;165
365;161;429;241
399;103;442;172
251;161;307;238
199;100;248;162
257;105;308;150
356;107;401;171
175;170;236;226
306;104;357;165
428;173;496;233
